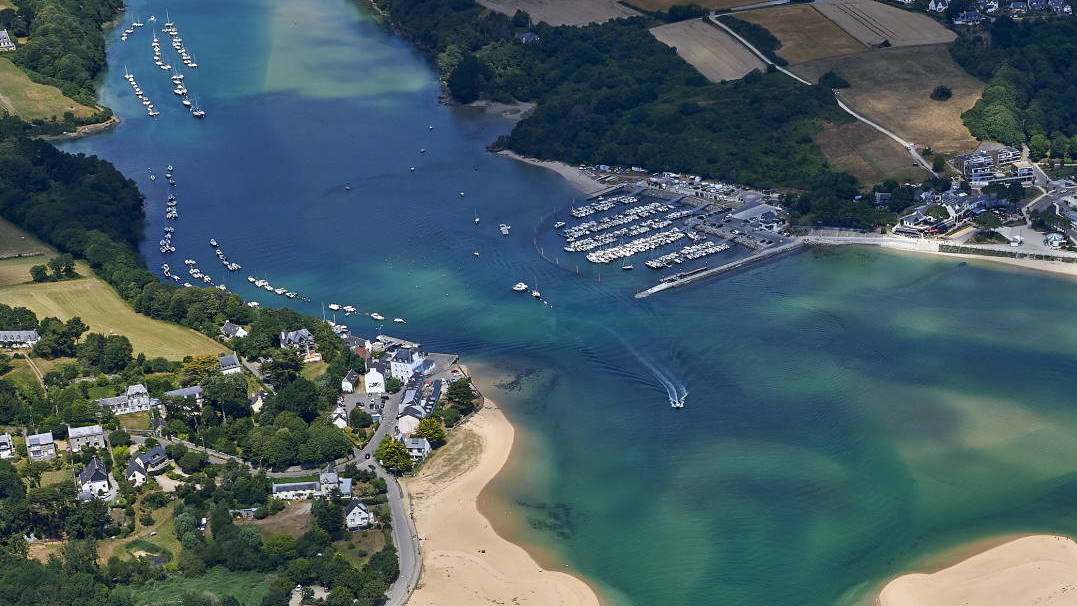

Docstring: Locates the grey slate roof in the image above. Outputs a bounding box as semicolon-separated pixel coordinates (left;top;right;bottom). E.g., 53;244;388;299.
221;321;241;337
345;499;368;516
69;424;103;439
272;481;319;494
165;385;203;399
27;432;52;446
139;445;168;468
0;330;39;342
219;353;240;370
344;369;360;384
280;328;314;347
78;458;108;484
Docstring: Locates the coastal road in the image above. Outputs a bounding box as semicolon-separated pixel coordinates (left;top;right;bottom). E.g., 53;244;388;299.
709;14;933;174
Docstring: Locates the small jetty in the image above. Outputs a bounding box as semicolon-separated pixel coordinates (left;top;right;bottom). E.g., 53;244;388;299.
635;239;804;298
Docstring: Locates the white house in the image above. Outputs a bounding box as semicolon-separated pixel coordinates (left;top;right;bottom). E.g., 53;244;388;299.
0;330;39;349
345;499;372;529
341;369;360;393
929;0;950;10
125;445;170;487
26;432;55;461
68;424;106;453
218;352;243;375
271;481;321;500
97;384;158;415
404;437;432;461
248;390;268;414
330;402;349;429
396;407;424;436
364;367;386;394
388;348;427;382
77;458;110;500
0;30;14;51
0;433;13;459
220;321;248;339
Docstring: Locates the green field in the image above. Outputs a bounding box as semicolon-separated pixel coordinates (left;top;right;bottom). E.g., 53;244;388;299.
0;217;53;258
133;567;275;606
0;57;97;121
0;255;228;359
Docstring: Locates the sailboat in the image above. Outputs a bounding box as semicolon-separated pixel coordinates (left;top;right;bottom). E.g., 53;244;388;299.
473;210;480;224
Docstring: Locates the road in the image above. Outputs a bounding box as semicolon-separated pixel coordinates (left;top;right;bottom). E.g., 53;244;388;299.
708;14;933;174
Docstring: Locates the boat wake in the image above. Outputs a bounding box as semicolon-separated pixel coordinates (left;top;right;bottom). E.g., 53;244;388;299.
606;329;688;408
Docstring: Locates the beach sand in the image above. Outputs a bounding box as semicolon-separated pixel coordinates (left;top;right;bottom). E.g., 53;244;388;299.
498;149;608;194
879;535;1077;606
403;403;602;606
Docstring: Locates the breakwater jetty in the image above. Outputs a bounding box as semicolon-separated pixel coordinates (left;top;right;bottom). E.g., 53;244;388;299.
634;238;805;298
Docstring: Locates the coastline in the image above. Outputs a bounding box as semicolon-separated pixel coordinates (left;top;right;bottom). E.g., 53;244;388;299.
401;399;602;606
877;534;1077;606
38;114;121;142
497;149;608;195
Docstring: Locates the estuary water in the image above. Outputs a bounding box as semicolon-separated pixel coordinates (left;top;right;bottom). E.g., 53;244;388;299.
60;1;1077;604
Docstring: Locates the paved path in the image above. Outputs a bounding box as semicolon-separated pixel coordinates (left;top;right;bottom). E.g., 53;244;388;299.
708;14;933;174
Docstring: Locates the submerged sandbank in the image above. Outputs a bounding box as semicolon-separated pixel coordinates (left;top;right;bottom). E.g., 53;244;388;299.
402;401;602;606
878;535;1077;606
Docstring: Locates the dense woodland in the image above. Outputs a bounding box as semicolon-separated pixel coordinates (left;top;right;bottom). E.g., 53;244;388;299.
376;0;852;189
5;0;122;105
951;18;1077;156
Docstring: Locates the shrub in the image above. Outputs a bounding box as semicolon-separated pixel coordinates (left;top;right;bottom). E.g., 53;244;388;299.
931;85;952;101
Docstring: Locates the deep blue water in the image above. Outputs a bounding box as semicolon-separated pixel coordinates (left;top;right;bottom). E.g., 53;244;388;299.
61;1;1077;604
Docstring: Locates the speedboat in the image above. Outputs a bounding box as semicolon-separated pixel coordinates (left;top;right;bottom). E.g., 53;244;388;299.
247;276;256;283
393;318;406;323
512;282;528;292
370;313;385;321
554;221;566;229
328;303;341;311
209;238;217;247
499;224;511;236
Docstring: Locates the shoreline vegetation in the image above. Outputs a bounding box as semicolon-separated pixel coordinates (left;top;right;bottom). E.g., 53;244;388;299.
878;535;1077;606
402;396;601;606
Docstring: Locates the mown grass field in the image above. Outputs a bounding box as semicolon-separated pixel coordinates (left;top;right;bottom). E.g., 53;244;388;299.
815;121;929;185
738;5;866;64
0;57;97;121
792;44;985;154
0;217;53;258
650;20;765;82
133;567;274;606
0;259;227;359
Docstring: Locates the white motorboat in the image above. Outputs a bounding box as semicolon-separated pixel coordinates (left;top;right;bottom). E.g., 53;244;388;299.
473;251;480;257
499;224;511;236
512;282;528;292
209;238;217;247
531;289;541;298
554;221;566;229
393;318;406;323
328;303;341;311
247;301;260;308
370;313;385;321
247;276;256;283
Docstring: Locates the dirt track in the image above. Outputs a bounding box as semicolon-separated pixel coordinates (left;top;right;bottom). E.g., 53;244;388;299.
650;20;765;82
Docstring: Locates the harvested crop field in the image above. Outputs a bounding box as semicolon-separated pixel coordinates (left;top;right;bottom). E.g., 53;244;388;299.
632;0;775;10
738;5;867;64
793;44;985;154
813;0;955;47
650;20;765;82
815;121;928;185
474;0;640;26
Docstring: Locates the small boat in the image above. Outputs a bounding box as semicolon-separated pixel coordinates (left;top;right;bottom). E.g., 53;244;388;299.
209;238;217;247
622;264;634;271
671;394;686;409
554;221;566;229
149;15;157;21
343;305;356;313
263;284;274;291
192;108;205;118
328;303;341;311
393;318;406;323
216;284;227;291
459;192;465;197
512;282;528;292
499;224;511;236
531;289;541;298
473;251;480;257
247;276;256;283
274;288;286;295
344;185;352;191
149;174;156;181
370;313;385;321
419;148;426;153
286;292;297;299
474;210;480;224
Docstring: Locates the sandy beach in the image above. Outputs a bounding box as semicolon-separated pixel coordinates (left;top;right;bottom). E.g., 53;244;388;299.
498;149;608;194
402;402;601;606
879;535;1077;606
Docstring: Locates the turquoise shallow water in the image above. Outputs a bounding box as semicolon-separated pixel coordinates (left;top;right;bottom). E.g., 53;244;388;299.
61;1;1077;604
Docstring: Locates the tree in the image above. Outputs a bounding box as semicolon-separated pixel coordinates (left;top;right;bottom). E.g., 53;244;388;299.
385;377;403;394
931;155;946;173
447;53;487;103
973;212;1002;230
413;418;446;447
1029;133;1050;160
925;204;950;220
930;85;952;101
181;355;219;386
29;264;50;282
375;437;412;473
101;335;133;374
107;429;131;447
818;71;849;89
350;408;373;429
